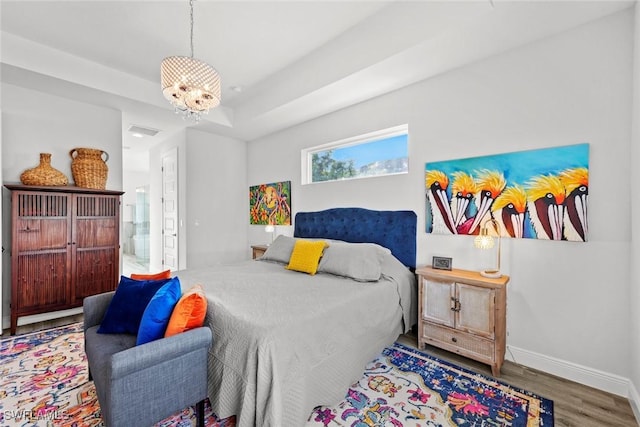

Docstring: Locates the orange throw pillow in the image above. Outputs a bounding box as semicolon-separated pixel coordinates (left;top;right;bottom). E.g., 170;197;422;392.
164;284;208;337
130;270;171;281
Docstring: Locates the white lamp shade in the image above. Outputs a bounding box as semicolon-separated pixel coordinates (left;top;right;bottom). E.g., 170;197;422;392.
161;56;221;112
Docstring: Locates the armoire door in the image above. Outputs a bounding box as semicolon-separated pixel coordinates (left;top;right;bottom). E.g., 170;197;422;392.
72;194;120;305
11;191;72;313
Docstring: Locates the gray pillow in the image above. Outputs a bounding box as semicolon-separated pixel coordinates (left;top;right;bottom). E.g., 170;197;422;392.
259;235;296;263
317;242;389;282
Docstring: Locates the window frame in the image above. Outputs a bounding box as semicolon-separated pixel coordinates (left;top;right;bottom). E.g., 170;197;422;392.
301;124;409;185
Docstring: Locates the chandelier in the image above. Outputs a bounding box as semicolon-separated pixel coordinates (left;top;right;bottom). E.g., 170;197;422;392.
161;0;221;122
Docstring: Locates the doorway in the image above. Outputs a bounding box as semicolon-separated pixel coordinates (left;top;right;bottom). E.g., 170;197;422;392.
122;185;150;275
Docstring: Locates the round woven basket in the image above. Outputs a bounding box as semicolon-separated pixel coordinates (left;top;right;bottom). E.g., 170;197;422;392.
20;153;69;186
70;148;109;189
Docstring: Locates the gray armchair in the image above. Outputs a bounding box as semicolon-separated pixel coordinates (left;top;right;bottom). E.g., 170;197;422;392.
83;291;212;427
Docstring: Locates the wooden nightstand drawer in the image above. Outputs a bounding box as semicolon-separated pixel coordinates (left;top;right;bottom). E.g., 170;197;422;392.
423;322;494;363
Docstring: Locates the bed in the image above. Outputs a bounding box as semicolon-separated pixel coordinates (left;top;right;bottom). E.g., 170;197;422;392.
175;207;417;427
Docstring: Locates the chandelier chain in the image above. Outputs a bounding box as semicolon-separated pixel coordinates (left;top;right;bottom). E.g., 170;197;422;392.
189;0;195;58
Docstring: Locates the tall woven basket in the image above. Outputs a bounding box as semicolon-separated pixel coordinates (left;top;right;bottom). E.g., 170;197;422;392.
70;148;109;189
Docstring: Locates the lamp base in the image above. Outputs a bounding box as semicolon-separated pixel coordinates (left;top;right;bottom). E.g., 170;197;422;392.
480;269;502;279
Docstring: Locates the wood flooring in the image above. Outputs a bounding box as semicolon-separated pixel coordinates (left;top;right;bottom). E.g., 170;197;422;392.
1;313;84;338
3;317;638;426
398;332;639;427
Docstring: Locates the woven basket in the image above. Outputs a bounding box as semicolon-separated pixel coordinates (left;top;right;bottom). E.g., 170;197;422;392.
20;153;69;186
70;148;109;189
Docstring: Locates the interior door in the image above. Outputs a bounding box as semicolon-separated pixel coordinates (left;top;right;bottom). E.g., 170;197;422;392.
162;147;179;271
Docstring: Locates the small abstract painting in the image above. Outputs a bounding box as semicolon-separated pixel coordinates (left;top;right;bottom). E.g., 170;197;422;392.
425;143;589;241
250;180;292;225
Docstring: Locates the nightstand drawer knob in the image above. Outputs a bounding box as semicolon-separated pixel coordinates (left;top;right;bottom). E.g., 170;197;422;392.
451;337;458;343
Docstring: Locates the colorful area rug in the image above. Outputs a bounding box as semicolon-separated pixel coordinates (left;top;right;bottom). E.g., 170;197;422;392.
1;324;553;426
307;343;553;427
0;323;234;427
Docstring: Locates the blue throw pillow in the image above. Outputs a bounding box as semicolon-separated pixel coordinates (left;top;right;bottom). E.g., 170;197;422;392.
97;276;172;335
136;277;182;345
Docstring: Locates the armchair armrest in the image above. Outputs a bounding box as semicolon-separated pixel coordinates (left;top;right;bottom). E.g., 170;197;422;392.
83;291;115;332
109;327;212;381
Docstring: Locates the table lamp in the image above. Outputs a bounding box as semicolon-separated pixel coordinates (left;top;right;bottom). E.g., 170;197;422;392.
264;224;276;245
474;218;502;278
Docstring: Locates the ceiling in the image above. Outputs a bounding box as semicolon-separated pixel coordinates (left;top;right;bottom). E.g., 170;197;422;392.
0;0;634;171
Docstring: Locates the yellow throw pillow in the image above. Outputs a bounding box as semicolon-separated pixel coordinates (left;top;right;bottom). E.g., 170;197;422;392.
286;240;328;275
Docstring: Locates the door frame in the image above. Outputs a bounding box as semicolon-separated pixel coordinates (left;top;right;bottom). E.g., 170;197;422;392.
161;147;179;271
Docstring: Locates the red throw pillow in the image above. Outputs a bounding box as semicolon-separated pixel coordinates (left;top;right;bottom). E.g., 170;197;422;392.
164;284;207;337
130;269;171;281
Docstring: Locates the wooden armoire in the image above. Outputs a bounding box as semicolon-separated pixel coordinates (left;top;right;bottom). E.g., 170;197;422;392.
5;184;124;335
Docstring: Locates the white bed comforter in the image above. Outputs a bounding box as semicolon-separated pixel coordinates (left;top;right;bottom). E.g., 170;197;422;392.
175;255;416;427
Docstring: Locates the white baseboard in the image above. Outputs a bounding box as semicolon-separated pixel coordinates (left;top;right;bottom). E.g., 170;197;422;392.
629;380;640;425
506;345;631;397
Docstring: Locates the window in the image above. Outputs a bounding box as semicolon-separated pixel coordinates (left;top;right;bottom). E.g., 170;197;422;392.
302;124;408;184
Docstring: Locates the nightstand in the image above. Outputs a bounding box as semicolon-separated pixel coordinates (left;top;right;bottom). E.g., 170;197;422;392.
416;266;509;376
251;244;268;259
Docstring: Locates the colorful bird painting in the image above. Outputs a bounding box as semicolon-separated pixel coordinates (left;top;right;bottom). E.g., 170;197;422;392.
425;143;589;242
526;175;566;240
450;171;477;229
426;170;457;234
462;170;506;235
492;185;528;238
559;167;588;242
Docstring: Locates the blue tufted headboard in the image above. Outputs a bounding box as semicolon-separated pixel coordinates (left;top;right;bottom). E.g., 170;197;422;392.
294;207;417;270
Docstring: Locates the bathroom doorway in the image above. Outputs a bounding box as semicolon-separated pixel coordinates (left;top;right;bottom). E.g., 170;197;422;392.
122;185;150;275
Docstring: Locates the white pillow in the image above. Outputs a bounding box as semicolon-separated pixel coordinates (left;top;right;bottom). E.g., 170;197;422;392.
259;235;296;263
317;242;389;282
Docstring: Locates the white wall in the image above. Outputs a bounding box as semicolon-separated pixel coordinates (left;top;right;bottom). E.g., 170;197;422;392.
629;2;640;421
185;128;248;268
1;83;123;329
149;128;248;273
248;8;635;398
1;84;122;189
